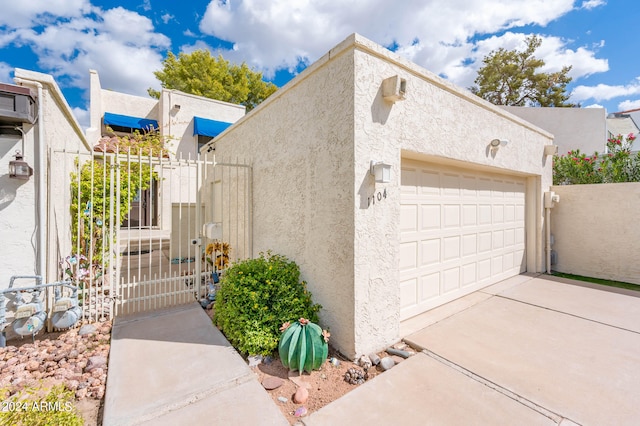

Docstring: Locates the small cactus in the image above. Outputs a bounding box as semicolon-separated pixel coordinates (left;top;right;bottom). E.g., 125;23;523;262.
278;318;328;373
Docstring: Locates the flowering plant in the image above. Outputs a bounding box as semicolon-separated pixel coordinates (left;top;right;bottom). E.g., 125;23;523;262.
553;133;640;185
60;254;94;288
204;240;231;271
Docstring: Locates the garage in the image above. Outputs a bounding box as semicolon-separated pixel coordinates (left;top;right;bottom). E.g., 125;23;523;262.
400;159;527;320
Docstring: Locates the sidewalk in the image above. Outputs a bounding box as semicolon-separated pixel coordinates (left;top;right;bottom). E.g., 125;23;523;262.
102;302;288;426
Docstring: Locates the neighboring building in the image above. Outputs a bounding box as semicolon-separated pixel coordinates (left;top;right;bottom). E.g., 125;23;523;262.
0;69;90;288
207;34;555;358
85;70;246;260
606;112;640;154
86;69;246;159
501;105;607;156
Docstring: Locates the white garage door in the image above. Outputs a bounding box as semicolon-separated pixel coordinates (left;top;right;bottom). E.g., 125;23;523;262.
400;159;527;320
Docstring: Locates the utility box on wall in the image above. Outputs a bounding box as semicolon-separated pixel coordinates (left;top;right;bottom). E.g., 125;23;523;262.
0;83;37;125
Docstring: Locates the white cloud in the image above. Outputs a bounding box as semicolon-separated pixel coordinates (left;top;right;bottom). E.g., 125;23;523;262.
161;13;174;24
198;0;577;80
537;36;608;78
4;6;170;97
72;106;90;131
580;0;606;10
571;78;640;102
0;0;91;27
142;0;152;12
0;62;12;83
584;103;604;109
617;99;640;112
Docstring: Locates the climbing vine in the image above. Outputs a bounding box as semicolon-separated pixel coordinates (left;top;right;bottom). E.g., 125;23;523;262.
69;130;167;276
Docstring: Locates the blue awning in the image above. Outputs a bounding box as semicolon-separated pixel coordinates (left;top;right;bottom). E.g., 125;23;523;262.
193;116;233;138
103;112;158;131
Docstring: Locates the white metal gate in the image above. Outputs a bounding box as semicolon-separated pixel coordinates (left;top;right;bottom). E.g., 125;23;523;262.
53;148;251;320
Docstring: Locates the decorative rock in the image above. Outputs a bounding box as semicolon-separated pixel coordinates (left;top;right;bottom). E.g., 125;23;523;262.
329;357;340;367
379;357;395;371
288;373;312;389
78;324;97;336
84;355;107;372
386;347;411;359
26;360;40;372
263;356;273;365
247;355;262;367
344;367;368;385
393;342;408;351
75;387;88;399
358;355;372;370
277;396;288;403
294;406;308;417
262;376;284;390
368;352;381;366
293;386;309;404
391;355;405;364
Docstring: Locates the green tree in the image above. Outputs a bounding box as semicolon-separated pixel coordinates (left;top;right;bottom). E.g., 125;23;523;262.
471;35;575;107
148;50;278;111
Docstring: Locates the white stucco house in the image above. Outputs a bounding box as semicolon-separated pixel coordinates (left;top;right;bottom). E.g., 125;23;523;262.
205;34;555;358
0;70;90;289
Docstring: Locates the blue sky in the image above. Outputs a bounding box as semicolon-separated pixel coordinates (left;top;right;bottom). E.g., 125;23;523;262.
1;0;637;129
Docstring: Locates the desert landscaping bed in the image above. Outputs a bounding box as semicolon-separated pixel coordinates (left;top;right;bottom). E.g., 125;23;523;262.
0;321;112;425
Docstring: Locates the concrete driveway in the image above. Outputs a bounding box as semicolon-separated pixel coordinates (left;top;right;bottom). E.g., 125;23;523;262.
305;274;640;425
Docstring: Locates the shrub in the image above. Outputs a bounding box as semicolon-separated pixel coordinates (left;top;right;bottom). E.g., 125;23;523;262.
553;133;640;185
0;384;84;425
214;252;321;355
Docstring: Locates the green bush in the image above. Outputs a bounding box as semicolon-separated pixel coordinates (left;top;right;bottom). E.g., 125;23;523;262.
0;384;84;426
214;252;321;355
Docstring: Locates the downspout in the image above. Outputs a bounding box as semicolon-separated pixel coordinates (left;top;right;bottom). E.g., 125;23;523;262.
543;191;559;274
14;77;46;281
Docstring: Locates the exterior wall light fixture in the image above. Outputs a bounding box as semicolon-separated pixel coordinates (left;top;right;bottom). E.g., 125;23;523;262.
370;161;392;183
544;144;558;156
9;150;33;180
490;139;509;148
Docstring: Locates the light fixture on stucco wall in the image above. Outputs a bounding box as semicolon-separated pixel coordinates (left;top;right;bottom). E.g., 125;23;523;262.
9;150;33;180
370;161;391;183
490;139;509;148
544;144;558;156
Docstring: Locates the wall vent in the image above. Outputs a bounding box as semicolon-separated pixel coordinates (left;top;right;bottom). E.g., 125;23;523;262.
0;83;37;125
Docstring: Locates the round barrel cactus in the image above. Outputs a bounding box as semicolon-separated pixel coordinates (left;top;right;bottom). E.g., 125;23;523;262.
278;318;329;373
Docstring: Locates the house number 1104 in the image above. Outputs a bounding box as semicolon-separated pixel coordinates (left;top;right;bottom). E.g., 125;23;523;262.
368;188;387;206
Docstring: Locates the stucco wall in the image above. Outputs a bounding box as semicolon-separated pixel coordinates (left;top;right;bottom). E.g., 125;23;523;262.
351;37;554;356
210;34;553;358
0;132;36;287
2;69;89;288
211;40;358;356
550;183;640;285
501;106;606;156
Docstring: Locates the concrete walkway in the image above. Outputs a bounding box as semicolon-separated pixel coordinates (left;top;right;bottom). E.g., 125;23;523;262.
304;275;640;425
102;303;287;426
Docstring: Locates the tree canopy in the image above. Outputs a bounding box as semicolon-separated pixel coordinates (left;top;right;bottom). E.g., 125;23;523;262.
148;50;278;111
470;36;575;107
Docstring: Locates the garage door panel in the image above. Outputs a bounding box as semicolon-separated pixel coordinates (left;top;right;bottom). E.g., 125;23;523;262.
443;236;460;261
462;234;477;257
420;272;440;301
400;242;418;271
401;159;527;320
479;205;492;224
462;263;476;286
442;267;460;293
462;205;477;226
400;278;417;309
421;171;441;195
443;205;460;228
421;205;441;230
400;204;418;233
421;239;440;265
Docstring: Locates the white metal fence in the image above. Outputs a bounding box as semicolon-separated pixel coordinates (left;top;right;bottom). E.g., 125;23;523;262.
52;148;252;321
